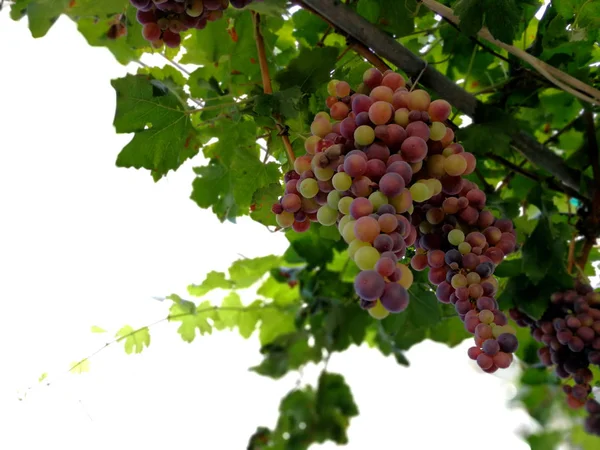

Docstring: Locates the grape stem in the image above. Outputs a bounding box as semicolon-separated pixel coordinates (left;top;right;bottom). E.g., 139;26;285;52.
252;11;296;163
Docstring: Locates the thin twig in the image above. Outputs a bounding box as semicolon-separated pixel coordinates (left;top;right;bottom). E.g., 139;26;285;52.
486;152;582;200
316;25;333;47
474;168;494;194
21;303;290;400
567;233;576;274
252;12;296;163
159;53;192;77
543;114;583;145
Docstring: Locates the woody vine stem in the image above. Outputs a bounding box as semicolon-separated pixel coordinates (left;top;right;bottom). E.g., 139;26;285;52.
252;11;296;163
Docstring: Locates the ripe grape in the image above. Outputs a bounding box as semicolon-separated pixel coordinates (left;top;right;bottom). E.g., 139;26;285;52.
354;270;386;301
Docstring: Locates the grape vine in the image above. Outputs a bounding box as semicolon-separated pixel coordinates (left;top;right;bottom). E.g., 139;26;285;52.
272;68;519;372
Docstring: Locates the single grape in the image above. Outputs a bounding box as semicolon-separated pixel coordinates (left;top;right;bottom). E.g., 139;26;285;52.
380;282;409;312
354;270;386;301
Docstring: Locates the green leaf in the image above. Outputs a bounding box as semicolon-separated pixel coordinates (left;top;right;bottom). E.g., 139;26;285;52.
229;255;282;288
357;0;417;37
406;283;441;327
453;0;485;37
454;0;521;42
217;292;244;328
68;0;127;16
257;276;299;306
494;258;523;278
112;74;200;180
238;300;263;339
115;325;151;354
521;217;568;284
275;47;339;94
526;431;566;450
91;325;107;333
191;119;280;221
482;0;521;43
259;307;297;346
69;359;91;375
10;0;70;38
292;9;329;46
188;271;233;297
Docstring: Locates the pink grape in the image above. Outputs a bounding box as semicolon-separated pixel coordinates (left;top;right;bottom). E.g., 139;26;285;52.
400;136;428;163
344;154;368;177
379;173;405;197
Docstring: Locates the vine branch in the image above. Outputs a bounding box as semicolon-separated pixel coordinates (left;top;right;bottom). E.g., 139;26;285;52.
252;12;296;163
419;0;600;106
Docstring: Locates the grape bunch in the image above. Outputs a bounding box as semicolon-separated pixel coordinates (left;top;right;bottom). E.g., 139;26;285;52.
271;67;517;371
511;281;600;435
130;0;256;48
409;187;519;373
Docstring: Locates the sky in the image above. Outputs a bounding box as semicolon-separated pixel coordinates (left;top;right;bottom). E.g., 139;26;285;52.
0;10;539;450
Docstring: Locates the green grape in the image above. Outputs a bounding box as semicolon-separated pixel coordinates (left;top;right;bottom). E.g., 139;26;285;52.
458;241;471;254
317;205;338;226
421;178;442;195
354;125;375;146
429;122;446;141
327;80;339;96
444;154;467;176
327;191;341;210
354;246;381;270
299;178;319;198
368;191;388;211
342;220;357;243
389;190;412;213
338;214;353;234
348;240;370;259
451;273;468;289
314;166;334;181
338;196;353;215
332;172;352;191
311;118;332;138
409;182;432;202
448;229;465;246
396;263;413;289
276;211;295;228
368;300;390;320
479;310;494;324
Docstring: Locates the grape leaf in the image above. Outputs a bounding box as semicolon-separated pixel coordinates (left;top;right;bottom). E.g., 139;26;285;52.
292;9;329;46
115;325;151;354
453;0;485;37
357;0;417;37
453;0;520;43
10;0;70;38
188;271;233;297
112;74;200;181
68;0;127;16
69;359;91;375
191;120;280;221
275;47;339;94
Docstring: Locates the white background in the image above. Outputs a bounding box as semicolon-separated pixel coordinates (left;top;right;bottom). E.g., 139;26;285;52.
0;10;536;450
